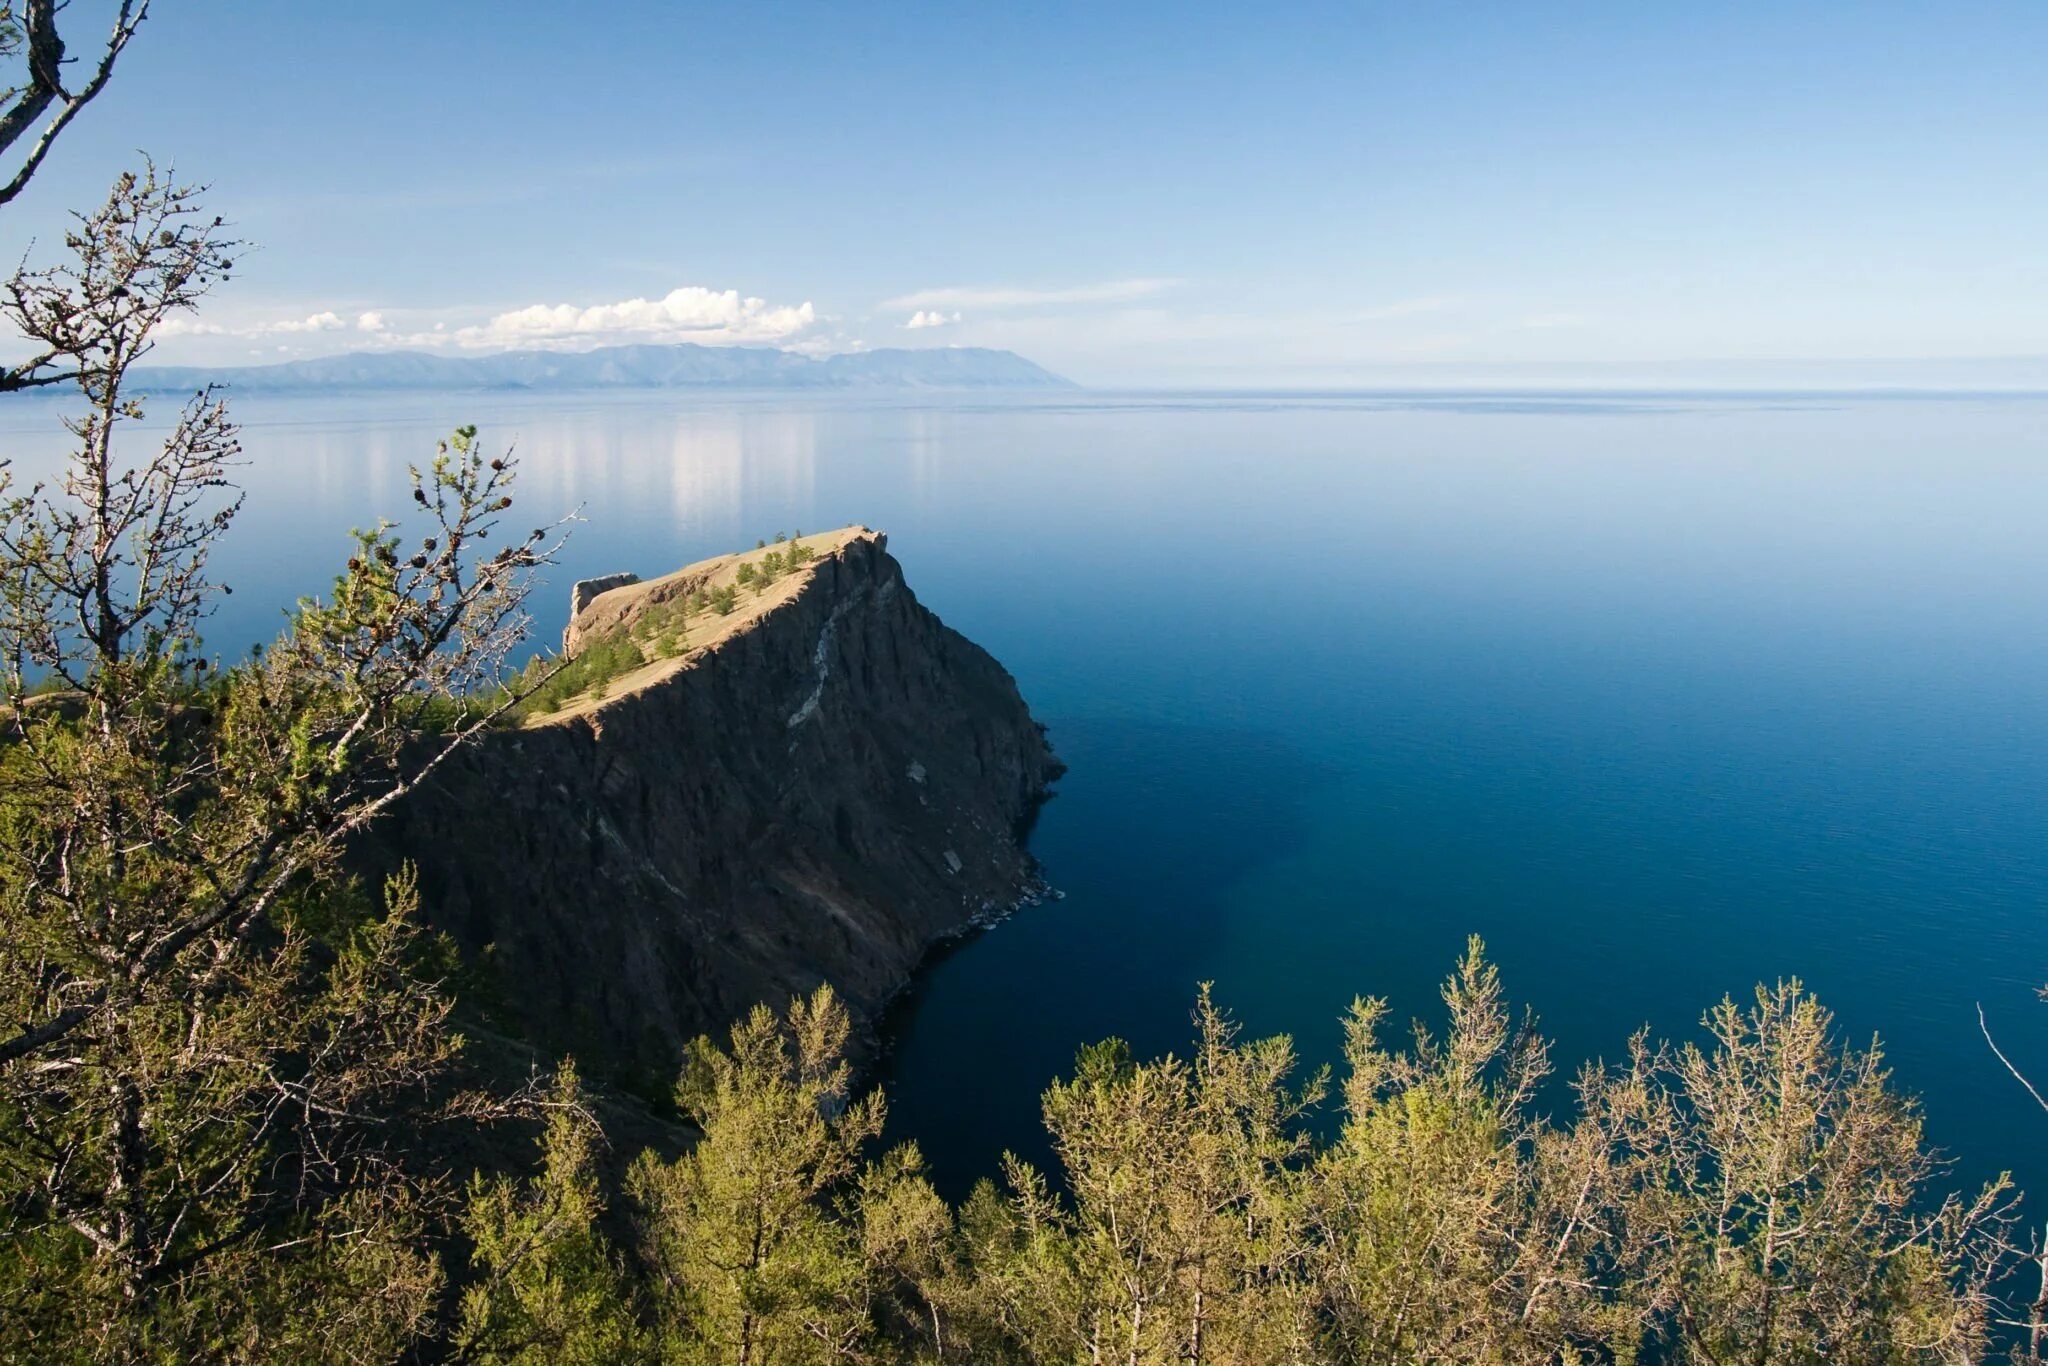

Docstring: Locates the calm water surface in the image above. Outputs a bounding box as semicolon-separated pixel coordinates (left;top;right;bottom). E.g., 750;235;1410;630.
7;388;2048;1211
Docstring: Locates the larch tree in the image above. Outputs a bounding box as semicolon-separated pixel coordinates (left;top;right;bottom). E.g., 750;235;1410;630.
1592;982;2015;1362
626;984;938;1364
962;991;1325;1366
1306;938;1587;1362
0;163;569;1357
455;1062;646;1364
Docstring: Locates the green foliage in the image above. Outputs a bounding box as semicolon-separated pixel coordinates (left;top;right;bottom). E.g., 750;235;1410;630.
502;632;646;717
710;585;738;616
959;993;1324;1364
1589;981;2011;1360
456;1064;644;1363
628;594;693;662
625;986;937;1362
570;957;2013;1363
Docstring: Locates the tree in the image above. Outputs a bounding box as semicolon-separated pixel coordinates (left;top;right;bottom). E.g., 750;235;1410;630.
1593;982;2014;1362
0;167;568;1355
0;0;150;218
1305;939;1604;1362
456;1063;645;1364
4;160;232;396
965;991;1324;1365
626;985;930;1363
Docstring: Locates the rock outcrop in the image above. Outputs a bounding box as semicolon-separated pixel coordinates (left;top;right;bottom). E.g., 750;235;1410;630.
568;571;640;619
363;529;1058;1086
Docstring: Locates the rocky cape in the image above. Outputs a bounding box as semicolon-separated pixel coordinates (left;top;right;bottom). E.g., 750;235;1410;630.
359;529;1059;1089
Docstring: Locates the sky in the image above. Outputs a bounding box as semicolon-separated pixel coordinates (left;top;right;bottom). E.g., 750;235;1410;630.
8;1;2048;387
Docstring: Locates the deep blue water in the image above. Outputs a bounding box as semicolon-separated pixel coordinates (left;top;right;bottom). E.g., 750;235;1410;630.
7;388;2048;1219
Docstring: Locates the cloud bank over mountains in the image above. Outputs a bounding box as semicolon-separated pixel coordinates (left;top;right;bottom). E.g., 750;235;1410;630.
465;287;815;349
137;274;1622;387
160;284;821;358
150;275;1188;369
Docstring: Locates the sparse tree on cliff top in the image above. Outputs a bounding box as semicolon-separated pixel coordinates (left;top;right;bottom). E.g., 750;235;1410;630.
0;165;569;1356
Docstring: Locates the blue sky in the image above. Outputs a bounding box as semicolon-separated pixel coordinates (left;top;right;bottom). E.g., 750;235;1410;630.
11;1;2048;386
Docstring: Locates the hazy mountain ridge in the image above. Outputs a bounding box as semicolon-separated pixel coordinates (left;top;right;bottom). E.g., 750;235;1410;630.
132;342;1074;393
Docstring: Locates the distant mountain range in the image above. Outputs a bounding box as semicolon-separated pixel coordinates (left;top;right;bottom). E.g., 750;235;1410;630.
130;343;1074;393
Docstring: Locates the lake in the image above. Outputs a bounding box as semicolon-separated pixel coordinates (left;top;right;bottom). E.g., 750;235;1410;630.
7;387;2048;1212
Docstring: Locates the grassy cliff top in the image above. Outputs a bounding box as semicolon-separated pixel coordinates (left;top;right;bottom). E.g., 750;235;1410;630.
523;525;873;726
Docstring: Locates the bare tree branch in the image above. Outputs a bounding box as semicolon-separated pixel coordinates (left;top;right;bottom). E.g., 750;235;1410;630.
1979;1001;2048;1115
0;1;149;209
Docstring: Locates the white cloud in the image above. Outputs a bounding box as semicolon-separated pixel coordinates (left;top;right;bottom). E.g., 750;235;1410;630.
903;309;960;330
160;309;345;339
155;315;226;338
448;286;814;350
268;310;347;334
882;278;1178;310
142;284;818;360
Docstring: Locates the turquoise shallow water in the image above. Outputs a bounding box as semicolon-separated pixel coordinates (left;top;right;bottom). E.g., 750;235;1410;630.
7;388;2048;1213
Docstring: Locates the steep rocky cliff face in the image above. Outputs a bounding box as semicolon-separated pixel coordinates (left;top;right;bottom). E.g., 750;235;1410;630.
363;530;1058;1085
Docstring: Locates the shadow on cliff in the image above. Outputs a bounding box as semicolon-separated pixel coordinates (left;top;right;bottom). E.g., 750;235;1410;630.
876;714;1345;1199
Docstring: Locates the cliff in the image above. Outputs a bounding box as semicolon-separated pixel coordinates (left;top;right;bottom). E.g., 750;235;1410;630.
364;528;1059;1087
